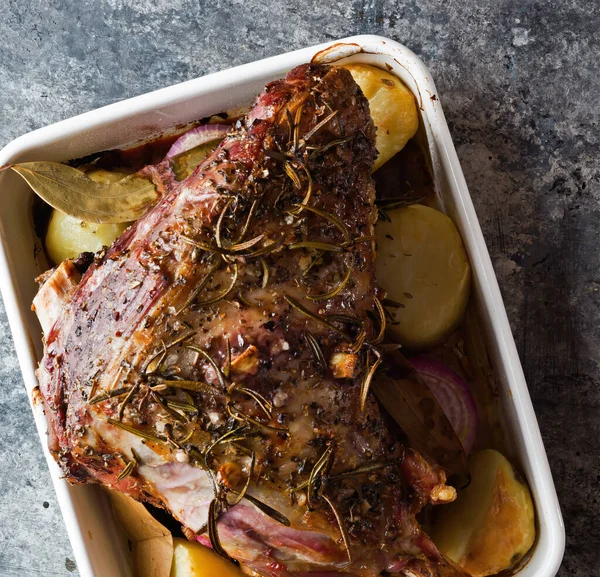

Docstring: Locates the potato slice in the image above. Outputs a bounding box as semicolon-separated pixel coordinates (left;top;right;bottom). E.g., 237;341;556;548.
376;204;470;349
343;63;419;171
45;168;132;264
431;450;536;577
170;538;244;577
45;210;128;264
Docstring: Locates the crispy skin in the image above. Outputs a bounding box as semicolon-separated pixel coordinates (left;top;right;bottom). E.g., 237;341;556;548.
35;64;461;577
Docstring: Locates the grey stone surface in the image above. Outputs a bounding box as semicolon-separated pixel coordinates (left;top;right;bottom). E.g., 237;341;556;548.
0;0;598;576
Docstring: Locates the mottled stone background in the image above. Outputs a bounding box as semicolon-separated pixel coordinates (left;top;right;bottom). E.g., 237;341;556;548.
0;0;598;575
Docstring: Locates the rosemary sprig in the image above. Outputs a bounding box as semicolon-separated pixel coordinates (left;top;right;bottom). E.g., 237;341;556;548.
231;441;253;456
227;403;289;435
359;348;382;412
144;331;197;374
260;257;269;289
292;460;392;495
185;345;227;390
195;263;238;306
284;161;302;189
176;261;221;316
108;418;165;445
180;236;226;255
245;233;286;257
236;291;253;307
290;204;350;241
215;197;234;249
166;400;198;414
208;499;237;563
230;383;273;419
264;148;288;162
351;327;367;354
307;260;353;301
329;461;392;482
177;425;196;445
302;251;325;278
115;458;136;483
342;235;377;248
293;102;304;150
151;391;187;423
229;451;255;506
326;313;363;327
148;378;216;394
117;383;139;421
284;295;350;342
307;444;334;506
183;235;264;257
288;241;343;252
144;340;167;375
235;198;259;244
302;109;338;142
322;493;352;564
372;296;386;344
228;234;265;253
244;494;291;526
303;332;326;368
291;162;313;212
223;339;232;378
307;136;353;156
285;108;294;144
88;386;133;405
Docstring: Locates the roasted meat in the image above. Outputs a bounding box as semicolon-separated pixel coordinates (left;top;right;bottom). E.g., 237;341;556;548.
33;64;463;577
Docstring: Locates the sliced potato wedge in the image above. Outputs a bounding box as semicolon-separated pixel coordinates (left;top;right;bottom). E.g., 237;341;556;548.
170;538;244;577
343;63;419;171
45;210;128;264
431;449;536;577
376;203;470;349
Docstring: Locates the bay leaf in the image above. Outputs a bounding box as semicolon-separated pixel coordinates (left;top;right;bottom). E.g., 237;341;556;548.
12;161;158;223
372;348;469;478
107;489;173;577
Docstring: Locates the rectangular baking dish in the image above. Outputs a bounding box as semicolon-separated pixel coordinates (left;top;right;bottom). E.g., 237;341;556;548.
0;35;565;577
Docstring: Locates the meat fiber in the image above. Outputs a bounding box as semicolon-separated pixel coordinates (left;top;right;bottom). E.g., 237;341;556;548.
33;64;463;577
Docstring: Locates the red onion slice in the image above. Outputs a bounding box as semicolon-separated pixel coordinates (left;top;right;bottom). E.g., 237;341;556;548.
165;124;230;159
410;357;478;455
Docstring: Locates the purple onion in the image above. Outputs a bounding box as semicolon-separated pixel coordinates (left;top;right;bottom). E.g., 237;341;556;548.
410;357;478;455
195;534;212;548
165;124;230;159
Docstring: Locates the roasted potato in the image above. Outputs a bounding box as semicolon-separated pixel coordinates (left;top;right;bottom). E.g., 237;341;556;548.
170;538;244;577
375;203;470;349
343;63;419;171
45;210;128;264
431;450;536;577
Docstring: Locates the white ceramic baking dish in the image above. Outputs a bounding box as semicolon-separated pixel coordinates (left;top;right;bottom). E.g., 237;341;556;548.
0;35;564;577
